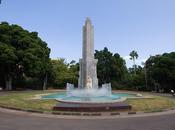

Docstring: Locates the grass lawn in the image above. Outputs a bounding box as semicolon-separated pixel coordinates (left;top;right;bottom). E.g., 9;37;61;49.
125;95;175;112
0;91;58;112
0;90;175;112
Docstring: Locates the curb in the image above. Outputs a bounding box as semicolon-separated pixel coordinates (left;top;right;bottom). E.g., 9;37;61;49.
0;105;174;117
0;105;44;114
128;111;137;114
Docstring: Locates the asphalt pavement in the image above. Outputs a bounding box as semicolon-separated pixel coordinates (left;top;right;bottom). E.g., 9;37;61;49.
0;109;175;130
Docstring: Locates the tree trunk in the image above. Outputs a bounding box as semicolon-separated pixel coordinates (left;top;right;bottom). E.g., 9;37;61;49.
5;75;12;90
43;73;48;90
133;58;136;75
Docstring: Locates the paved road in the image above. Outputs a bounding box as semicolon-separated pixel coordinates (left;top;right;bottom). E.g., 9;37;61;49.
0;111;175;130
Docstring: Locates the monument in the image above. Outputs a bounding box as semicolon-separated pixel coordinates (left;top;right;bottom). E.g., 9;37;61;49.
65;17;112;97
78;17;98;89
52;18;132;112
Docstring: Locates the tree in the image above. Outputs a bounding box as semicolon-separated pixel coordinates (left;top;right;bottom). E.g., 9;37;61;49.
129;50;138;74
127;65;145;90
95;47;113;84
146;52;175;92
0;43;18;90
0;22;50;90
95;47;127;87
49;58;79;88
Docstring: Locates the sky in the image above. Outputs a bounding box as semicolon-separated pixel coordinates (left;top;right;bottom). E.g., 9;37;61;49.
0;0;175;67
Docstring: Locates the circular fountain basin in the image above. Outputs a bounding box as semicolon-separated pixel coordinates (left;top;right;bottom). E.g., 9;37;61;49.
42;92;140;111
42;92;138;103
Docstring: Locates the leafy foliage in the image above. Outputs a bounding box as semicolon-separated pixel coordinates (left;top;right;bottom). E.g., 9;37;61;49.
0;22;50;90
48;59;79;88
95;47;127;88
146;52;175;92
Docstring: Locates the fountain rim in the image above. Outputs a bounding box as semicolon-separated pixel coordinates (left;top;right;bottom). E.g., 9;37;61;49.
41;91;143;104
56;97;127;104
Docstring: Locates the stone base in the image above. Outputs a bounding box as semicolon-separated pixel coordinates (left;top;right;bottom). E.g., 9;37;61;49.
53;102;131;112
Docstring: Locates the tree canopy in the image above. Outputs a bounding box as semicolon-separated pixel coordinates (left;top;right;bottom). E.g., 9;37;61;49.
146;52;175;92
48;58;79;88
95;47;127;87
0;22;50;90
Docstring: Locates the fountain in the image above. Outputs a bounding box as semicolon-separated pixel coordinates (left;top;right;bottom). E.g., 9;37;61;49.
45;18;135;111
56;17;115;103
66;83;112;98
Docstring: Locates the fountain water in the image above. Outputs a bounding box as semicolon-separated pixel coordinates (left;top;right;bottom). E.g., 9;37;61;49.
55;82;120;103
66;83;112;98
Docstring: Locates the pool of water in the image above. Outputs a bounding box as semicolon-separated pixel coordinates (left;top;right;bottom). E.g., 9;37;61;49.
42;92;138;103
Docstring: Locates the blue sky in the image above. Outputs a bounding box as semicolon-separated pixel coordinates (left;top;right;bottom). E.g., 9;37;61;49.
0;0;175;67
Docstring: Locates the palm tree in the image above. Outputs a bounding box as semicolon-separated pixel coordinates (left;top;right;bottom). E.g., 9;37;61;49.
129;50;138;74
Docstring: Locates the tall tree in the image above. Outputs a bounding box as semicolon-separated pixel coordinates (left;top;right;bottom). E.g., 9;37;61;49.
0;43;17;90
129;50;138;74
0;22;50;90
95;47;127;87
146;52;175;92
95;47;113;84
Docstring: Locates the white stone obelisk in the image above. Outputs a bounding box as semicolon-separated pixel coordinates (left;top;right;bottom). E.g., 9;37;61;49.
78;17;98;89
